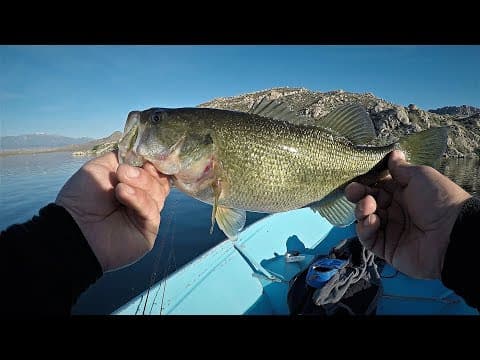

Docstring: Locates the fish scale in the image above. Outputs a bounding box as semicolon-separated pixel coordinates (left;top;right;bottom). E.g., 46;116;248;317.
208;114;390;212
118;104;448;238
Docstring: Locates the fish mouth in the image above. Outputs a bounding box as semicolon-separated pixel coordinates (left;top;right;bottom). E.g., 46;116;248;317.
118;110;174;170
118;111;146;166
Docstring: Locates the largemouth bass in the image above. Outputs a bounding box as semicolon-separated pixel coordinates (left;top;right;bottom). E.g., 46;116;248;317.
118;100;448;239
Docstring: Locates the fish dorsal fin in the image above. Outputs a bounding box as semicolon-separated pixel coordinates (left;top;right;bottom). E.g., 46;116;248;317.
215;206;246;240
309;188;356;227
318;104;376;145
249;98;312;126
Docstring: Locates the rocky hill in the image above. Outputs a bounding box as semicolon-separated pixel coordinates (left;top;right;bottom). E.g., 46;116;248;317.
199;87;480;158
429;105;480;117
71;131;122;156
68;88;479;159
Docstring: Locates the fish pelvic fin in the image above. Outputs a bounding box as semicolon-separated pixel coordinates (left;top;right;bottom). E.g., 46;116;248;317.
216;207;246;241
309;188;356;227
397;127;449;167
319;104;376;145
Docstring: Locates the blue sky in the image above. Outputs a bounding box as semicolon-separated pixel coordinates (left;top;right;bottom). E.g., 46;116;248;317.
1;45;479;138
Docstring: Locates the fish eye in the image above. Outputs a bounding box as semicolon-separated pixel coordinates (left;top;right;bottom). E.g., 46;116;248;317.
203;134;213;145
152;114;161;123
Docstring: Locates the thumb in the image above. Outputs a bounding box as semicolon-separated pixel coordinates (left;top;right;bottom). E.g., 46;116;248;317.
388;150;414;186
115;183;160;246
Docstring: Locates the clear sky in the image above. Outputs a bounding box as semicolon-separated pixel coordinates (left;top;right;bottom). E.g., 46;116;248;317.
1;45;479;139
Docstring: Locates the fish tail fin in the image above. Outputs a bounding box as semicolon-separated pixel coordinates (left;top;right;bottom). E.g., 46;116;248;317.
397;127;449;166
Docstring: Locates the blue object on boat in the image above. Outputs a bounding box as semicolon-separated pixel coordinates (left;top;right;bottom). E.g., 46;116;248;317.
112;207;478;315
306;258;348;289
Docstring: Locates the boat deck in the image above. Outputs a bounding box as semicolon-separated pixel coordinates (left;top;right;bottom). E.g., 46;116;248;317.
113;208;477;315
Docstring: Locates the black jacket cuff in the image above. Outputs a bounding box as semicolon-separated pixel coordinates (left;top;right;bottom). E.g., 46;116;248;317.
0;203;103;315
441;196;480;310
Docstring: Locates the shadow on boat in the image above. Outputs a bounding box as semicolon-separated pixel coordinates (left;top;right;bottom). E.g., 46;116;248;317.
245;226;355;315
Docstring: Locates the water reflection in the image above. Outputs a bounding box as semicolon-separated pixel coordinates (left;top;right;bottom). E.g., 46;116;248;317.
436;157;479;196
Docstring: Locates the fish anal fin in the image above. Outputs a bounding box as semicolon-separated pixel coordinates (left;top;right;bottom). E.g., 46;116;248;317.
216;207;246;240
309;188;356;227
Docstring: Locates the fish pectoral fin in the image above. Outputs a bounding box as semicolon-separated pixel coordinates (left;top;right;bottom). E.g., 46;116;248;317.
249;97;312;126
215;207;246;241
309;188;356;227
210;180;222;234
319;104;376;145
210;204;217;235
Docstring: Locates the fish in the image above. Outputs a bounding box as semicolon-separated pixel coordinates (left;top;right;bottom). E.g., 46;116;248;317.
118;99;448;239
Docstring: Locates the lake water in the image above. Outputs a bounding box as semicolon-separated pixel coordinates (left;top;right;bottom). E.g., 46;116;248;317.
0;151;268;314
0;151;478;314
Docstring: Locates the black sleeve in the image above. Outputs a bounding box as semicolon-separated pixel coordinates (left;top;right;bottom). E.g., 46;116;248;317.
441;196;480;311
0;203;103;316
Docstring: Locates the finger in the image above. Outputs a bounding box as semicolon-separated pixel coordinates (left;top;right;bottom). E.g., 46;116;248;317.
373;175;397;194
388;150;414;186
89;151;120;171
356;213;381;252
375;208;388;225
345;182;366;203
116;164;169;211
345;182;377;203
142;162;170;195
117;164;150;190
142;162;170;211
354;195;377;221
143;162;166;179
115;183;160;245
375;188;393;209
116;183;159;220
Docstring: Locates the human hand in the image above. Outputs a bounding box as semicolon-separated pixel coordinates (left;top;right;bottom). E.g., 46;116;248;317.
56;152;170;273
345;150;471;279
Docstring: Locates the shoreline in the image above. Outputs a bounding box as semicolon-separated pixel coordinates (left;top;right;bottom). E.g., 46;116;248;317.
0;148;94;157
0;131;122;158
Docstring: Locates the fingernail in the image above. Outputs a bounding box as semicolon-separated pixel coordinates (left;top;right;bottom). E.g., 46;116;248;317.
127;167;140;178
124;185;135;195
363;215;371;226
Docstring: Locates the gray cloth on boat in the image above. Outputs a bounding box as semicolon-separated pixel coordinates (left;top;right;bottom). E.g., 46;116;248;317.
312;237;383;315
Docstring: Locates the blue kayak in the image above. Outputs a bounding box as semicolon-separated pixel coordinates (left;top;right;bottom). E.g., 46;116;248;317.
113;208;477;315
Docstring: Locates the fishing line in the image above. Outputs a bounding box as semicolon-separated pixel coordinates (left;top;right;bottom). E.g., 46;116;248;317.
143;192;178;315
159;248;175;315
159;195;180;314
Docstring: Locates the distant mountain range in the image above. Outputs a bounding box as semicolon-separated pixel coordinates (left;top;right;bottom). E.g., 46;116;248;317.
0;132;122;156
0;134;94;150
429;105;480;117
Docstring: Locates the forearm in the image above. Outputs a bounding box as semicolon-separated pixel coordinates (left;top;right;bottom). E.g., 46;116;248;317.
0;203;103;316
441;196;480;311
